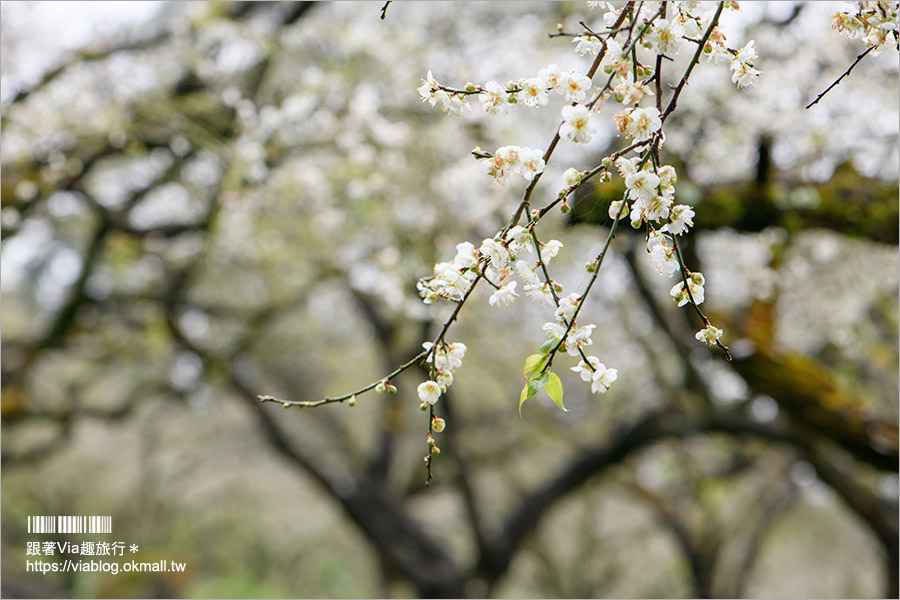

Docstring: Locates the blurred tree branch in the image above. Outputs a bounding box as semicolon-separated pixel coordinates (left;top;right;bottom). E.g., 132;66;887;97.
2;3;896;598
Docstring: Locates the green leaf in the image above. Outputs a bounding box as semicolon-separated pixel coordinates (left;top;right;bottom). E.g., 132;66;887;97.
519;372;549;417
538;339;554;354
545;372;566;412
529;371;550;394
522;353;548;379
519;383;530;417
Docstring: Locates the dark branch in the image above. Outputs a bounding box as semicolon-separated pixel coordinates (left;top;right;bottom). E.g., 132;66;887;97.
806;45;876;109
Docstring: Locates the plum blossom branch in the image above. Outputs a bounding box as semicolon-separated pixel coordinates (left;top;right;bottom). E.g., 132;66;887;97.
263;0;760;479
668;233;732;360
805;45;877;109
661;1;725;121
543;190;630;375
258;349;429;408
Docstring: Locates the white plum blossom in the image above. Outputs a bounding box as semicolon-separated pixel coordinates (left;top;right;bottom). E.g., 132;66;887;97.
489;281;519;307
832;2;899;51
644;194;672;222
424;341;467;374
480;238;510;270
520;77;550;107
418;260;476;303
613;72;653;105
418;71;448;107
481;80;509;115
417;380;442;405
453;241;477;267
519;147;546;181
657;164;677;194
730;42;761;89
436;370;454;388
695;325;724;346
649;19;685;55
480;145;545;185
507;225;533;256
678;11;703;38
538;63;564;90
542;320;567;341
554;293;581;322
732;63;761;88
446;94;470;116
558;70;592;103
732;40;758;69
615;156;640;178
704;27;733;66
647;230;679;277
625;170;660;203
590;363;618;393
571;356;601;382
565;323;596;356
516;260;541;285
560;105;598;144
418;71;470;116
525;281;555;306
443;342;467;370
670;272;706;307
603;2;624;28
666;204;695;235
628;106;662;142
496;144;522;169
540;239;564;263
572;356;617;393
419;240;483;304
481;153;512;184
573;34;602;56
602;38;631;82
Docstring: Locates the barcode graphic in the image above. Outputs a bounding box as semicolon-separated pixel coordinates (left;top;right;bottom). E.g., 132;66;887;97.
28;516;112;534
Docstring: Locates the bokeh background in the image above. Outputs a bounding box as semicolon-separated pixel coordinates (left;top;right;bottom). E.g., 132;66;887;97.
1;2;898;598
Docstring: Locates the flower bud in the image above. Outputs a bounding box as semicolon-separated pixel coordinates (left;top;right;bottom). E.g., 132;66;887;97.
431;416;446;433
